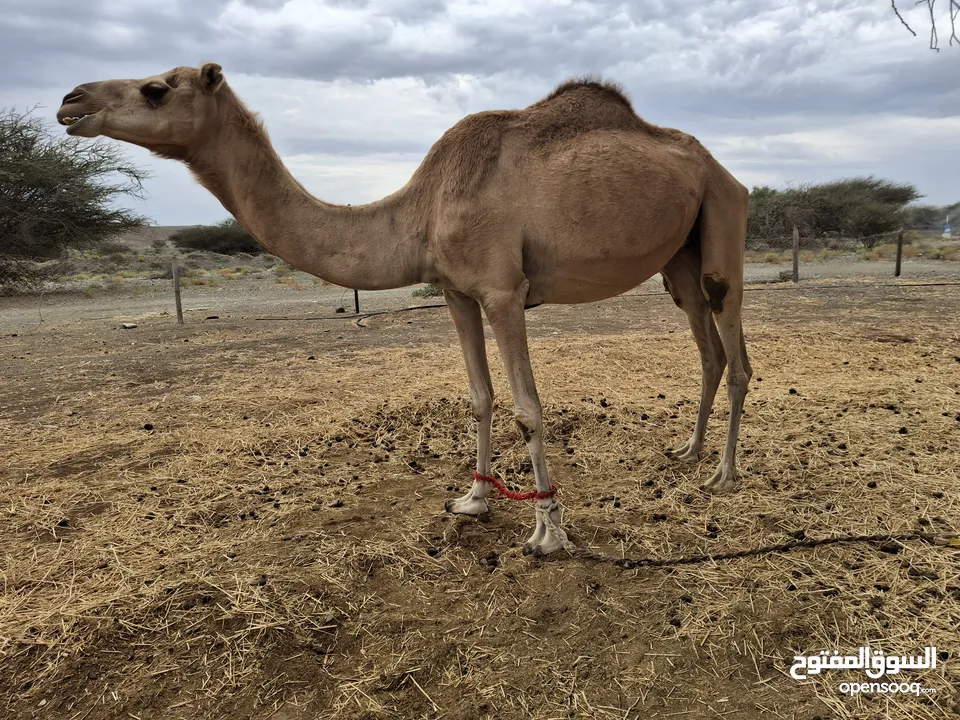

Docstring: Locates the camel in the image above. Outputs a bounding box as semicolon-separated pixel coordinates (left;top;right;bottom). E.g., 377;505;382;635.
56;63;752;556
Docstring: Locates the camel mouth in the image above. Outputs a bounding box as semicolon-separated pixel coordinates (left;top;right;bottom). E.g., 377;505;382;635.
57;109;104;137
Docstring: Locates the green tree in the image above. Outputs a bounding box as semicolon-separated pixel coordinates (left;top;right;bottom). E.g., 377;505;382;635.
0;108;150;291
804;177;921;247
746;177;921;248
170;219;265;255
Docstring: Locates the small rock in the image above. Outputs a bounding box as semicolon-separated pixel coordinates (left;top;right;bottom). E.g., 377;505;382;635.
120;323;137;329
878;541;903;554
143;423;154;431
335;307;346;314
205;315;219;320
478;553;500;568
307;356;316;360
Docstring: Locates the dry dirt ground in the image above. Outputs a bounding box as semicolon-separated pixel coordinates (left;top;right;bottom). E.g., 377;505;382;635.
2;276;960;720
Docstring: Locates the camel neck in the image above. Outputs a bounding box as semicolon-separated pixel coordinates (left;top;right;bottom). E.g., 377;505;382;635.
184;101;427;291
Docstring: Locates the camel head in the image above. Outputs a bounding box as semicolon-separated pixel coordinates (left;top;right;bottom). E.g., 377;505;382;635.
56;63;227;154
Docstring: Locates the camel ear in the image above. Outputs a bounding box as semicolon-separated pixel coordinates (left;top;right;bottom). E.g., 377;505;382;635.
200;63;223;93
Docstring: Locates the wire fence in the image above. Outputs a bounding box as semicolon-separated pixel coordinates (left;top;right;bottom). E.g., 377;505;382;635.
740;226;959;284
155;225;960;322
2;226;958;331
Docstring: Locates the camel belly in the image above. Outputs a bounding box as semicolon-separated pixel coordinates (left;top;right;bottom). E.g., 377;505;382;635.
520;192;699;305
524;242;677;305
516;137;704;305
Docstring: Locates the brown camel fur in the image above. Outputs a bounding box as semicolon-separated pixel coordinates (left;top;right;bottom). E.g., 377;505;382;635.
56;64;752;556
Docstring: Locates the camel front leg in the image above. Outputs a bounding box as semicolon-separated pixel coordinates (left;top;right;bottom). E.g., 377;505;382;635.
443;290;495;516
482;289;569;556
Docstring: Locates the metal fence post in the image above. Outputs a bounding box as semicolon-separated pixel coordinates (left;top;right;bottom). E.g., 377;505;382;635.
792;225;799;283
894;228;905;277
172;257;184;325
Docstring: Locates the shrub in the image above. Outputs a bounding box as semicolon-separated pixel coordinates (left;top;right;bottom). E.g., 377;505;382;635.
170;219;265;255
747;177;921;249
412;283;443;298
0;107;149;292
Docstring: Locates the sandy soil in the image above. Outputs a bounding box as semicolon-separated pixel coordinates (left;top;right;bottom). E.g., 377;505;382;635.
1;275;959;720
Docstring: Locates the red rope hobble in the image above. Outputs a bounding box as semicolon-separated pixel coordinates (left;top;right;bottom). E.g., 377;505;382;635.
473;472;556;501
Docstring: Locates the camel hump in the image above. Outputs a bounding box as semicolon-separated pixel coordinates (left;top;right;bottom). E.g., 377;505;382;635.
520;76;656;147
536;76;634;111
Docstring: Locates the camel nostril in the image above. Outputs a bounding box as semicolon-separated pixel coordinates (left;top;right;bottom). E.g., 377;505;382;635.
62;89;85;106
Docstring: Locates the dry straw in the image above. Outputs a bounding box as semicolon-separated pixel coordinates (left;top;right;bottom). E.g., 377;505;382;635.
1;281;959;719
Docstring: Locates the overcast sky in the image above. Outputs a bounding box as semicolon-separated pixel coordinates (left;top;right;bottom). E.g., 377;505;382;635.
2;0;958;225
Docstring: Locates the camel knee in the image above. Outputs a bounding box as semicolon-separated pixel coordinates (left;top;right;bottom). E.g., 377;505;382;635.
727;366;749;399
469;388;493;424
701;273;729;314
514;406;541;443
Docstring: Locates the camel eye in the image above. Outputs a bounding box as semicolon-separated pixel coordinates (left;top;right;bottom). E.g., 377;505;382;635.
141;83;169;104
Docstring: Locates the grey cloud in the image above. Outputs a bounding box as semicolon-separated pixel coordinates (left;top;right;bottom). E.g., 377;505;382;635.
3;0;950;124
2;0;958;223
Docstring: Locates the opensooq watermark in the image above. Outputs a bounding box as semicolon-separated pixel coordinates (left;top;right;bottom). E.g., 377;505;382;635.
789;646;939;697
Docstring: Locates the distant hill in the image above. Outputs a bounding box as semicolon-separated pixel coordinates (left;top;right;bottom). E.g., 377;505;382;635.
115;225;193;249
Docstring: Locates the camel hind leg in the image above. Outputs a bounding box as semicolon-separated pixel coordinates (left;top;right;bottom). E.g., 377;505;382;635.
697;173;752;494
661;245;726;463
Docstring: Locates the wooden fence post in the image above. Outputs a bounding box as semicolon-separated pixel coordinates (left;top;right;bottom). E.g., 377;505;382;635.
354;288;360;314
894;227;905;277
792;225;800;283
172;257;184;325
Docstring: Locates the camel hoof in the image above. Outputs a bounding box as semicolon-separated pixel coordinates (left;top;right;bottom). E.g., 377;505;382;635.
666;442;701;463
522;504;568;556
522;530;567;557
701;465;737;495
444;495;489;516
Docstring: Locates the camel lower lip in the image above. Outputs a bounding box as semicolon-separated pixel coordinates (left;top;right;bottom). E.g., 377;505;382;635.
62;112;99;135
